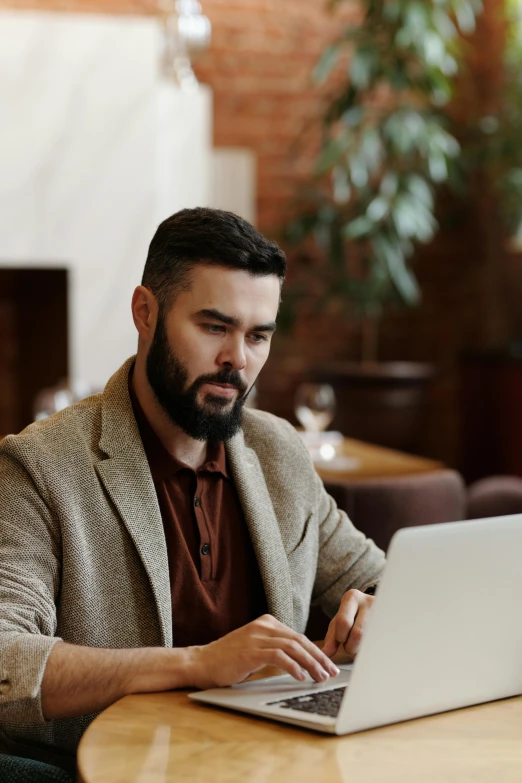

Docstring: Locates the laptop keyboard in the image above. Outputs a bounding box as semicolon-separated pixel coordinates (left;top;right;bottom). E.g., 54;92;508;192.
266;686;347;718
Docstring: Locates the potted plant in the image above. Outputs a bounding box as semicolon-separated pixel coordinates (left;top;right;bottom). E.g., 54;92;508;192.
281;0;481;451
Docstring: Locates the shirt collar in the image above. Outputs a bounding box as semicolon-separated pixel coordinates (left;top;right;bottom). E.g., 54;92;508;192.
128;369;229;480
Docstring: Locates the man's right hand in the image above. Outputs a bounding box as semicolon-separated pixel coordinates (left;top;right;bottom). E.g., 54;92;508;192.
41;616;339;720
186;614;340;689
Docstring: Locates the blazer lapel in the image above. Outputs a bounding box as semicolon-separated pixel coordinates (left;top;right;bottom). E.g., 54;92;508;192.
96;358;173;647
226;430;294;627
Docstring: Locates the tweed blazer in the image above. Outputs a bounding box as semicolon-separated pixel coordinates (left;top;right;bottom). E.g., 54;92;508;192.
0;357;385;766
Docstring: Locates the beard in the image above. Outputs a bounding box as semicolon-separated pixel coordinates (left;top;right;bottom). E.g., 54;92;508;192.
145;314;250;443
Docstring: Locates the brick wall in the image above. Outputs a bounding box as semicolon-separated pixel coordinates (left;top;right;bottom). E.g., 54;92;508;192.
194;0;357;231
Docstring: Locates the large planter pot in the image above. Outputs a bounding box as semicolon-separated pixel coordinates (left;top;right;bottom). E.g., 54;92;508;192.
311;361;435;454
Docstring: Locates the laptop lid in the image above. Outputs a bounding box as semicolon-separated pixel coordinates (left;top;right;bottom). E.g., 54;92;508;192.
336;514;522;734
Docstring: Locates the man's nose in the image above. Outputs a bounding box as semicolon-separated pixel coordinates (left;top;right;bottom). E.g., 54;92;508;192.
217;337;246;371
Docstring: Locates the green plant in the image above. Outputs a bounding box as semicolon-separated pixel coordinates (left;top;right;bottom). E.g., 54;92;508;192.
285;0;481;361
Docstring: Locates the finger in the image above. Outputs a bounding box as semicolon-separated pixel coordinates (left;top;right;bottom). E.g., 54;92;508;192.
264;649;308;682
293;633;340;677
273;638;341;683
322;619;340;658
327;593;359;652
258;619;339;677
343;604;370;658
283;639;339;682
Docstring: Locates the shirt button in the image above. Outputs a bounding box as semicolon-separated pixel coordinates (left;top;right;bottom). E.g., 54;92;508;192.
0;679;11;695
201;543;210;556
194;497;200;507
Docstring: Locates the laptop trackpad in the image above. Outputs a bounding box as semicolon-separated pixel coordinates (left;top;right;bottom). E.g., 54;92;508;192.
230;664;353;698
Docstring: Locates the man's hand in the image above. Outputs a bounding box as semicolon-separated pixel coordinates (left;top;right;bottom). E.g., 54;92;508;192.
41;616;340;720
321;589;374;659
188;614;340;689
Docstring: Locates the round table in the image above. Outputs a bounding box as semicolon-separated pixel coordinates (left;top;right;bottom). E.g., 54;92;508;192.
78;686;522;783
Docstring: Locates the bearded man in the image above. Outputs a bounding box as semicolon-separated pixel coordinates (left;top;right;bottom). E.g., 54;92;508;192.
0;208;385;775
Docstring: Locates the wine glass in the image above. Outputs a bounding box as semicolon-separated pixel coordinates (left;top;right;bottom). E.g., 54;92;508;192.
294;383;336;433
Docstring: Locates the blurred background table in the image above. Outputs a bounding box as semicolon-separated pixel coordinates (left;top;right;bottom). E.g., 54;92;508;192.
313;436;443;483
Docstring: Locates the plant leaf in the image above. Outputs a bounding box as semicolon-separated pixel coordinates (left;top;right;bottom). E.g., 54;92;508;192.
313;42;342;84
343;216;374;239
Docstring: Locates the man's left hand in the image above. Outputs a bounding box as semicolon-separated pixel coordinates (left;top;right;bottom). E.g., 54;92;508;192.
321;589;374;659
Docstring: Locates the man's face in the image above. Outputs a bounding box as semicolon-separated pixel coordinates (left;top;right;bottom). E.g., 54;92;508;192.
145;265;280;442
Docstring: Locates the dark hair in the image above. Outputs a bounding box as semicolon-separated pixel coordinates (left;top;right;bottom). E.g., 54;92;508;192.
142;207;287;310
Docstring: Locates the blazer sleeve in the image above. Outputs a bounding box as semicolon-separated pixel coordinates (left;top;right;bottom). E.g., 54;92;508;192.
0;451;62;725
310;463;386;618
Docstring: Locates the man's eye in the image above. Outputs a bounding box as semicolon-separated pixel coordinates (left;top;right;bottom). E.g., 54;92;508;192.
250;333;268;343
205;324;225;334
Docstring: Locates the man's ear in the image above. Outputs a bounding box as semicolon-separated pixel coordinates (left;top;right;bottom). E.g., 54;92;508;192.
131;286;158;342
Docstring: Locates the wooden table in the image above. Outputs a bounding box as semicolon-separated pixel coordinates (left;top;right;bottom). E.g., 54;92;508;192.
78;684;522;783
314;436;443;483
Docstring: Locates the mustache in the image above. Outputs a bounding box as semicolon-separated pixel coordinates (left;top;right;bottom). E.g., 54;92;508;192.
192;369;248;396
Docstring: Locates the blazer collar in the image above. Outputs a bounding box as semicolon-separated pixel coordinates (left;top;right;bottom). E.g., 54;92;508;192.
226;425;294;627
96;357;173;646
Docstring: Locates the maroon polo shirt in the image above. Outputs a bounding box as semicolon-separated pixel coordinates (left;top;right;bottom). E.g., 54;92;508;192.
129;379;267;647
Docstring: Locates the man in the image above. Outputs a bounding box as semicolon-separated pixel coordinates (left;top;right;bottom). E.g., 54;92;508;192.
0;208;385;773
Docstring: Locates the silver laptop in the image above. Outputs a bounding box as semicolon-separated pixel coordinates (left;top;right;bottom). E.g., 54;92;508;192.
189;514;522;734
